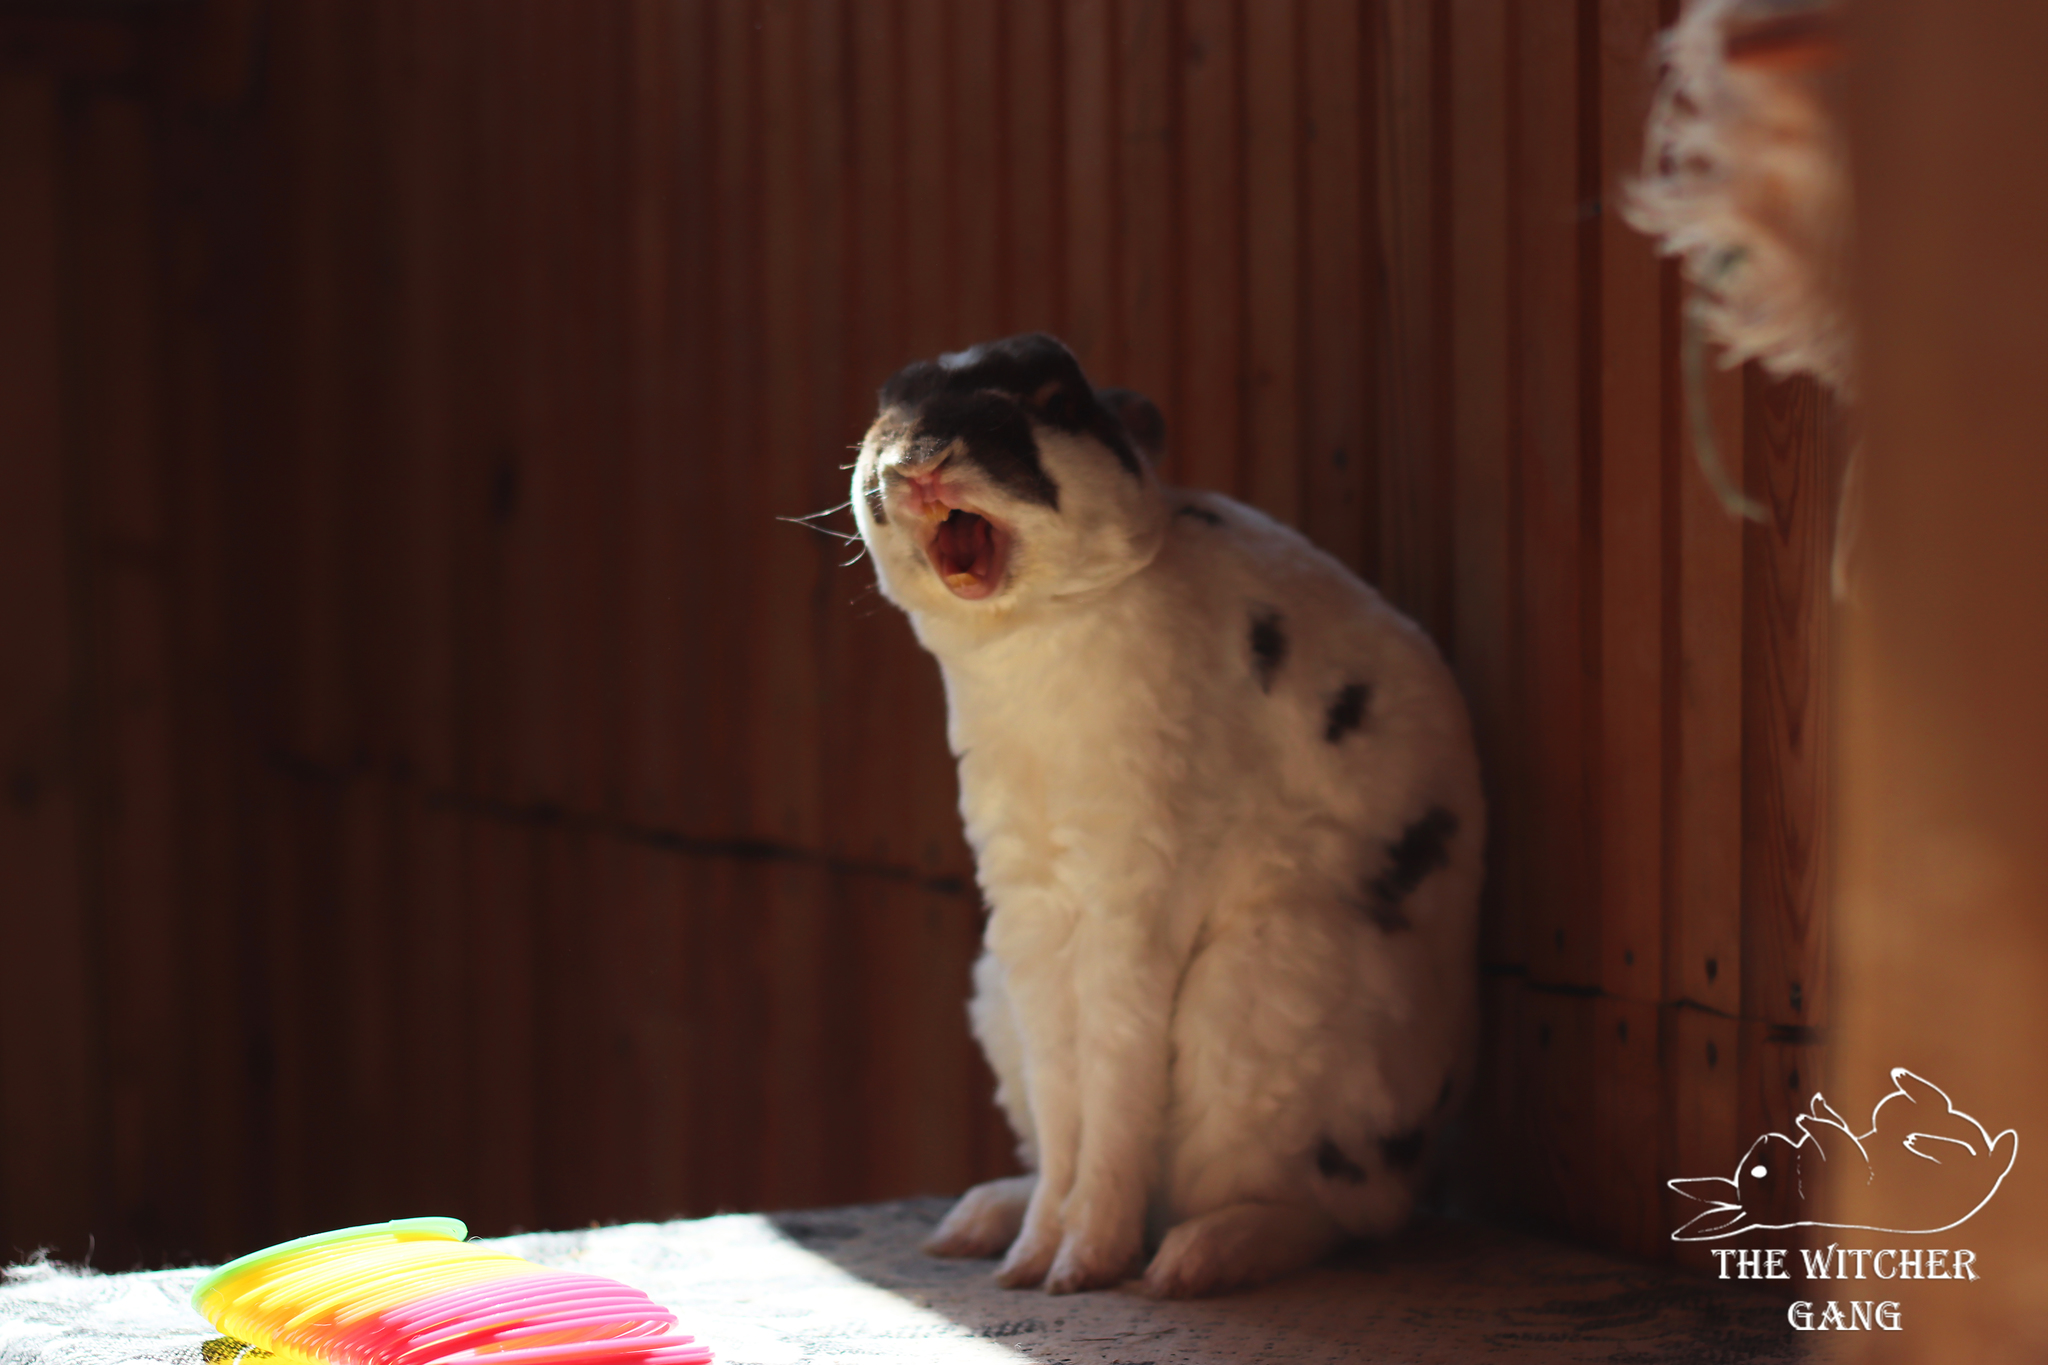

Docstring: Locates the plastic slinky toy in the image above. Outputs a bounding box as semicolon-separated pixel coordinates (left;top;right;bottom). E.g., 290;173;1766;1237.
191;1217;713;1365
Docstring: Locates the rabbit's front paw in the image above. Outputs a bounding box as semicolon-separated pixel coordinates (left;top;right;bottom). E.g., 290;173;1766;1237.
1141;1203;1342;1299
924;1175;1035;1259
994;1219;1062;1288
1043;1226;1143;1294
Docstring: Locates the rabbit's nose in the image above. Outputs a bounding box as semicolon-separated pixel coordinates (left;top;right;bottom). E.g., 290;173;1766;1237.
900;469;957;523
890;427;966;474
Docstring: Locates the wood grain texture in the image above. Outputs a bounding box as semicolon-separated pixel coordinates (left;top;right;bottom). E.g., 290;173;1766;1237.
1116;0;1177;421
1446;0;1514;970
1063;0;1117;369
1176;0;1239;494
0;69;97;1265
1001;0;1061;338
1513;0;1595;994
1742;372;1836;1032
1299;0;1370;576
69;88;197;1262
1516;991;1597;1239
1595;0;1664;1008
1373;0;1446;635
1660;1003;1739;1277
0;0;1837;1271
1241;0;1301;523
1594;996;1662;1254
1670;359;1746;1020
1737;1021;1826;1256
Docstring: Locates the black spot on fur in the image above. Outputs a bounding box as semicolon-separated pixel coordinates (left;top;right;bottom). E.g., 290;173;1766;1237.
877;333;1142;487
1176;504;1222;526
1249;610;1287;692
1380;1128;1428;1171
1316;1138;1367;1185
866;475;888;524
1362;806;1458;931
1323;682;1372;744
895;389;1061;510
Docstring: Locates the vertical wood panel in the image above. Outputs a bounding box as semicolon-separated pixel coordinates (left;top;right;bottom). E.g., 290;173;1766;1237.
1299;0;1369;574
159;13;259;1254
953;0;1001;344
534;824;597;1230
1518;992;1597;1238
901;0;952;358
1374;0;1446;634
1738;1021;1826;1244
840;0;908;879
754;0;834;1211
1594;996;1661;1252
399;804;469;1221
335;778;396;1224
1514;0;1593;994
1660;1003;1738;1276
1742;374;1835;1034
466;816;538;1233
585;6;636;826
1001;0;1060;337
1506;0;1598;1239
1063;0;1116;371
0;70;97;1263
69;89;194;1263
1115;0;1176;413
629;844;694;1221
1596;0;1664;1007
1670;364;1745;1019
621;0;696;833
1241;0;1301;522
704;0;760;842
275;0;350;781
377;5;466;1231
1446;0;1514;969
1176;0;1239;493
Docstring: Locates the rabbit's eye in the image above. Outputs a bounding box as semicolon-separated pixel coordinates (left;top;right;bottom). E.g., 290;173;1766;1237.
1751;1164;1769;1179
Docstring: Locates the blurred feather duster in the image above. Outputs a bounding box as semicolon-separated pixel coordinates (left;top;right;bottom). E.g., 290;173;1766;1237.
1628;0;1854;399
1628;0;1861;590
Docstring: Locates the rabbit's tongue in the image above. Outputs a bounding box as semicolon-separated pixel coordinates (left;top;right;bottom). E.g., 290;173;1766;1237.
933;510;1000;598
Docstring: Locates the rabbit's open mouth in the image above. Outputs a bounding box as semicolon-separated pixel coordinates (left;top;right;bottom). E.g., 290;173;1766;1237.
926;507;1007;599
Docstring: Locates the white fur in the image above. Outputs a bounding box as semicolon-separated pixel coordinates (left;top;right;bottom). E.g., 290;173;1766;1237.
854;389;1483;1297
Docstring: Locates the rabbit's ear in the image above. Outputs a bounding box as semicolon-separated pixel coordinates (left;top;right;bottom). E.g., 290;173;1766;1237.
1670;1201;1749;1241
1889;1069;1957;1112
1668;1174;1738;1204
1809;1093;1849;1128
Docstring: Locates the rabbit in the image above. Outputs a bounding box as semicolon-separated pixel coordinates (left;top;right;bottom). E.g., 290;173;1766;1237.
1669;1069;2019;1240
848;332;1484;1298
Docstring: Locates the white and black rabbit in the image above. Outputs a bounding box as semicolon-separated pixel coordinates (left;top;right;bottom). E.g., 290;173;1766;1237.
850;333;1483;1298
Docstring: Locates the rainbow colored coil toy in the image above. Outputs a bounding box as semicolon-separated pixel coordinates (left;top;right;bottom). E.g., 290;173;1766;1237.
190;1217;713;1365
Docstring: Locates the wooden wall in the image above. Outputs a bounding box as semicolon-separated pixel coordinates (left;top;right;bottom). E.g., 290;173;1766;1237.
0;0;1839;1270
